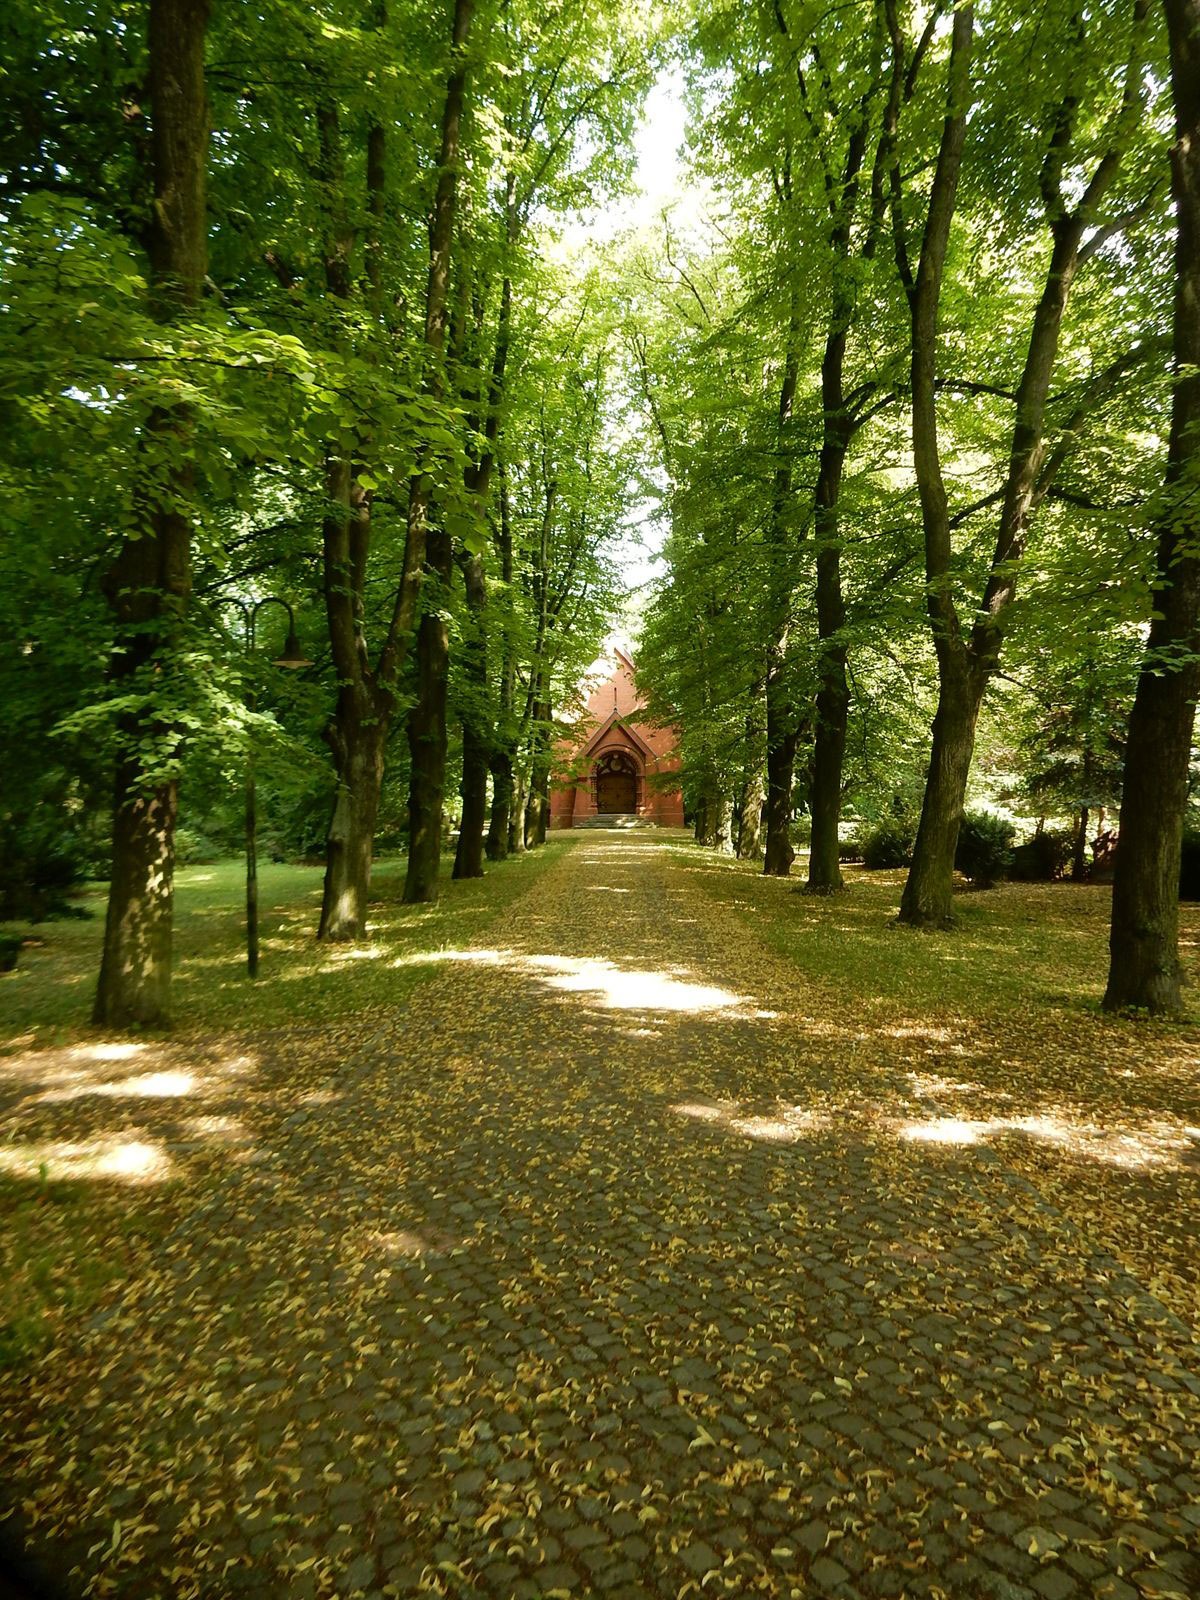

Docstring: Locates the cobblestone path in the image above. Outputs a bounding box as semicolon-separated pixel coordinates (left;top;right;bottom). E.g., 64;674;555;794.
3;833;1199;1599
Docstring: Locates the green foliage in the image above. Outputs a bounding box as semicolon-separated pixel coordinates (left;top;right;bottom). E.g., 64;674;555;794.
956;811;1018;890
0;0;1180;986
1010;829;1072;883
852;818;917;871
0;814;92;922
1179;830;1200;903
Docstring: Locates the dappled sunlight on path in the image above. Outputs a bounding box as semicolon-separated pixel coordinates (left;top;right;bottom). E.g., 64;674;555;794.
394;945;759;1016
2;832;1199;1599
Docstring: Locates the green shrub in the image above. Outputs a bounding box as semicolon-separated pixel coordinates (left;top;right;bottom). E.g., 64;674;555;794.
0;814;90;921
175;825;226;866
856;818;917;870
1010;828;1071;882
955;810;1016;888
838;828;863;863
1180;830;1200;901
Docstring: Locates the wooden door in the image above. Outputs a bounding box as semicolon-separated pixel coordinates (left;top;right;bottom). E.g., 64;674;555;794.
596;771;637;813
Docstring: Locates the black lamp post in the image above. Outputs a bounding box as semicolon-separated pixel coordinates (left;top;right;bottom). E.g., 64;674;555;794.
222;597;311;977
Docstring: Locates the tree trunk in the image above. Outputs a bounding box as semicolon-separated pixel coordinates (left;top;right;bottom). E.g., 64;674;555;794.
483;460;517;864
1105;658;1200;1012
694;779;719;846
93;0;209;1029
801;27;876;894
713;791;733;855
316;455;378;940
763;723;798;875
487;752;513;861
897;657;982;927
698;779;723;846
807;648;849;892
316;0;474;935
95;753;182;1030
805;352;852;893
404;525;452;903
735;695;765;860
737;769;765;860
525;778;549;847
454;707;489;879
693;793;709;846
525;698;551;847
509;769;528;855
1072;806;1090;881
452;555;490;880
317;698;386;941
453;198;515;880
313;107;374;941
1105;0;1200;1015
894;4;973;927
760;282;803;880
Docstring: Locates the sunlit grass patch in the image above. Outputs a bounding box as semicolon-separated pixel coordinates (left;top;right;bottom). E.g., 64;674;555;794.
1;843;572;1048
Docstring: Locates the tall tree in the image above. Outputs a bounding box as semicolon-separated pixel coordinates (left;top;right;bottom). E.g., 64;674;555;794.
93;0;210;1027
407;4;650;895
895;0;1155;926
317;0;475;937
780;0;892;893
1104;0;1200;1013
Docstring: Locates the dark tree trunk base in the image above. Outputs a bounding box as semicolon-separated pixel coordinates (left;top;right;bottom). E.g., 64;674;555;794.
763;729;798;877
453;725;489;880
898;664;982;930
894;908;957;932
93;768;179;1029
318;722;385;942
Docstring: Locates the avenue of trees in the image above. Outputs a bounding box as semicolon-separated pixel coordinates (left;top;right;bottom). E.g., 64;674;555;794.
2;0;653;1024
635;0;1200;1015
1;0;1198;1021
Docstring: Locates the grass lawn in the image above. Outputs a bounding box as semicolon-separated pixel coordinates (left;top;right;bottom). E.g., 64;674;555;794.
2;847;571;1051
0;842;570;1369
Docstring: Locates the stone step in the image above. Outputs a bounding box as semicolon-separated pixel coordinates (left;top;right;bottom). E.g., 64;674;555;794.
573;813;652;829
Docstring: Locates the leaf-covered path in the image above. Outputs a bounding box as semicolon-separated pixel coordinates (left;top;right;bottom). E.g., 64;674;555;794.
4;832;1199;1599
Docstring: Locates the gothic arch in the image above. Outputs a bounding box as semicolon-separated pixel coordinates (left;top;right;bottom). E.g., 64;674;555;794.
593;748;640;814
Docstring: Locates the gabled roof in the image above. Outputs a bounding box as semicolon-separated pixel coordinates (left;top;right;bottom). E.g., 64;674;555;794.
577;708;657;763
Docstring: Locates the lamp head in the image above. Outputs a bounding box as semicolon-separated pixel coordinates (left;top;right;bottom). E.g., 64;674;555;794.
274;629;312;671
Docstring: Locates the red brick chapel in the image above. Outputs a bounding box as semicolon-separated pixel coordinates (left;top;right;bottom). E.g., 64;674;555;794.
549;647;685;829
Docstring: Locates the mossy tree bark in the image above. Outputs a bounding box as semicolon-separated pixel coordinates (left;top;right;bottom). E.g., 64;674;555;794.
94;0;210;1029
1105;0;1200;1015
762;290;803;879
403;525;453;903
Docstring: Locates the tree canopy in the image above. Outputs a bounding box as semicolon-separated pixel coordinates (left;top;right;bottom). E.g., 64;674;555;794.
2;0;1197;1017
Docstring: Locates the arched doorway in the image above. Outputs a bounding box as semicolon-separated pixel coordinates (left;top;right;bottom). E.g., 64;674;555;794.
594;750;639;814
